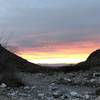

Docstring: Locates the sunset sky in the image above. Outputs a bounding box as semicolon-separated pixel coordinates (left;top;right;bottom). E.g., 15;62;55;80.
0;0;100;64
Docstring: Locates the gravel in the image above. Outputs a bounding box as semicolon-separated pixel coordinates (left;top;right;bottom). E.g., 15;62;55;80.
0;70;99;100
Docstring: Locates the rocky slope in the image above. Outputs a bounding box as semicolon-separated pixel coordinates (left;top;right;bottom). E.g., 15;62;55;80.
86;49;100;66
76;49;100;70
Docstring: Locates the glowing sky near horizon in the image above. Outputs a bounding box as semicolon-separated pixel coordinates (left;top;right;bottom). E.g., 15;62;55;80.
0;0;100;64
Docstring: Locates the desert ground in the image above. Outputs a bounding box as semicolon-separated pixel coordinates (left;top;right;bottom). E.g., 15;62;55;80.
0;68;100;100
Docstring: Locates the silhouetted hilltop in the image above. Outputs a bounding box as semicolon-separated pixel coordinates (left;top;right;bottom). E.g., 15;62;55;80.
86;49;100;66
0;45;100;87
0;45;56;73
1;44;100;73
0;45;58;86
0;44;87;73
76;49;100;69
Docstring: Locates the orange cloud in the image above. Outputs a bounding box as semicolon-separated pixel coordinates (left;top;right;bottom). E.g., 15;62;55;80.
15;41;99;64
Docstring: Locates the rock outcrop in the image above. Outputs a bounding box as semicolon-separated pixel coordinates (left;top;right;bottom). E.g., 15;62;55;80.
86;49;100;67
76;49;100;69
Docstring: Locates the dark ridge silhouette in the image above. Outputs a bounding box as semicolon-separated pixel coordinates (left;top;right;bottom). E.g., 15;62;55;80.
0;45;100;73
0;44;100;86
0;44;52;73
75;49;100;69
86;49;100;66
0;44;50;86
0;44;84;73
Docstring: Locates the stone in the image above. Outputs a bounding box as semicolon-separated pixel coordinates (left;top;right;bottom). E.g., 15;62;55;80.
31;86;37;89
70;91;78;96
70;91;81;98
50;83;55;86
84;94;90;99
64;78;71;82
52;91;62;98
38;93;45;97
0;83;7;88
24;86;30;89
8;92;16;96
90;79;95;83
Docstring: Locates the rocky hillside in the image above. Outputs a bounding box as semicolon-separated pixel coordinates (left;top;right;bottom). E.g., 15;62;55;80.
76;49;100;69
0;45;56;86
86;49;100;66
0;44;57;73
0;45;80;86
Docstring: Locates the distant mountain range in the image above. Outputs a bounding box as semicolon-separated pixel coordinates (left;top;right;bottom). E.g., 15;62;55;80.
40;63;75;67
